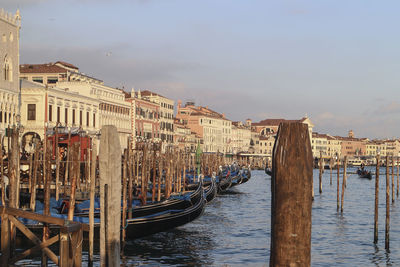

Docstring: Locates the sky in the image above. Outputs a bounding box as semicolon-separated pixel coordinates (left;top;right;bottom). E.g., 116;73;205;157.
2;0;400;139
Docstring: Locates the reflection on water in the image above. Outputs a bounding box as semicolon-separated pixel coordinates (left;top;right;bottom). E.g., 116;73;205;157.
17;168;400;266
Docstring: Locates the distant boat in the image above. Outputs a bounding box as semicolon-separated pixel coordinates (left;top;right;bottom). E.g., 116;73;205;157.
357;169;372;179
265;166;272;176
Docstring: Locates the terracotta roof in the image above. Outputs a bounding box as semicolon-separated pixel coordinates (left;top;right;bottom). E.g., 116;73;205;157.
141;90;166;99
20;63;68;74
55;61;79;70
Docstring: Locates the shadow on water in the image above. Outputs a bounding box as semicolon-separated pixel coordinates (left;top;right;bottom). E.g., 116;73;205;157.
122;227;215;266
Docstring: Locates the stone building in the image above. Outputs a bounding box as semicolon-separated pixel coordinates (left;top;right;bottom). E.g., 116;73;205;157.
140;90;174;144
20;61;131;149
0;9;21;132
231;121;251;154
20;80;99;152
125;89;160;144
176;101;232;153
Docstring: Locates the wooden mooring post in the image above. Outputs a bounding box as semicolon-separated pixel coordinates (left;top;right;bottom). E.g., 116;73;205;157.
319;151;322;194
374;154;380;244
340;156;347;213
270;122;313;267
99;125;121;267
385;155;390;250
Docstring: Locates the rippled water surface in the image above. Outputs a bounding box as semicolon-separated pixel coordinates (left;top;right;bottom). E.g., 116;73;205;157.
19;168;400;266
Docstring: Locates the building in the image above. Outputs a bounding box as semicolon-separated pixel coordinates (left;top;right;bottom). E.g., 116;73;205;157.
20;61;131;149
231;121;251;154
140;90;174;144
173;118;201;152
257;134;275;156
20;80;99;152
176;101;232;153
311;132;328;158
124;89;160;144
384;139;400;157
252;117;314;143
0;9;21;132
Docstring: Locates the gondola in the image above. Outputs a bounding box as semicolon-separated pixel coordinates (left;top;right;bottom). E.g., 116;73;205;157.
239;168;251;184
124;187;206;239
62;180;204;219
265;167;272;176
217;173;232;193
204;176;217;203
357;169;372;179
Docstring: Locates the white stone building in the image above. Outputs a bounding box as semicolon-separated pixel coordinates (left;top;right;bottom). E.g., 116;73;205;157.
0;9;21;132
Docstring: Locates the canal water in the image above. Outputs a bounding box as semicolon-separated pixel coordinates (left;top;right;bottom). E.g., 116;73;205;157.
18;168;400;266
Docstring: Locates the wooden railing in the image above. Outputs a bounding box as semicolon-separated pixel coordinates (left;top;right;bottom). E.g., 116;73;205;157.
0;205;87;267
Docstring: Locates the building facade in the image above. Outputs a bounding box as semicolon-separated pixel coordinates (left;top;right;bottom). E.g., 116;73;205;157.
20;62;131;149
0;9;21;132
20;80;99;152
176;101;232;153
140;90;174;144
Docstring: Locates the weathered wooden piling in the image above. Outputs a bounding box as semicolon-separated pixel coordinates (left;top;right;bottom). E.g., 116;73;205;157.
270;122;313;267
319;151;322;194
89;141;96;267
391;156;394;203
385;156;390;250
374;154;380;244
397;158;399;198
337;156;340;211
330;157;333;185
99;125;121;267
341;156;347;213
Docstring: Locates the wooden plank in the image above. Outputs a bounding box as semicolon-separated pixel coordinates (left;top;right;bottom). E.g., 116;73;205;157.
9;234;59;264
9;215;59;265
1;213;10;266
99;125;121;267
0;206;66;226
270;122;313;267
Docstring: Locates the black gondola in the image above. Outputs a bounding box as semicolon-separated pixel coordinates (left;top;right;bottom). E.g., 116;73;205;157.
125;187;206;239
204;177;217;203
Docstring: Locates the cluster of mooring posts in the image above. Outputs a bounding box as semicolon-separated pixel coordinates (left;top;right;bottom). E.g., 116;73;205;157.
270;122;399;266
0;125;251;266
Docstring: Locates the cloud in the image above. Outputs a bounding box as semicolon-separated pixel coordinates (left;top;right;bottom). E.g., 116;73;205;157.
374;101;400;115
1;0;48;9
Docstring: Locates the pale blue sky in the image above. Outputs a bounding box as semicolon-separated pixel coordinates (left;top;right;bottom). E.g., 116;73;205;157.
3;0;400;139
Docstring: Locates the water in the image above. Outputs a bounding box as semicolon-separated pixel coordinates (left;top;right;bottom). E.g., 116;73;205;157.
17;168;400;266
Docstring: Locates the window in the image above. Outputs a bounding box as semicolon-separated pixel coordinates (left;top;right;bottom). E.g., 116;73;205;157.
32;77;43;83
86;112;89;127
3;57;12;81
65;108;68;124
72;109;76;124
27;104;36;120
57;106;60;123
80;110;82;126
47;77;58;84
4;112;6;123
0;111;2;123
93;113;96;127
49;105;53;122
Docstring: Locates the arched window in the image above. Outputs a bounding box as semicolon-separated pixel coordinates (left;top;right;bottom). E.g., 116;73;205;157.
3;57;12;81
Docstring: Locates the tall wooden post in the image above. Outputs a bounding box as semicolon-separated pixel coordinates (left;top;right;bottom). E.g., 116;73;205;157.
330;157;333;185
385;155;390;250
88;141;96;267
319;151;323;194
391;156;395;203
55;125;60;201
99;126;121;267
270;122;313;267
337;156;340;211
68;143;79;221
341;156;347;213
397;157;399;198
42;139;51;267
374;154;380;244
